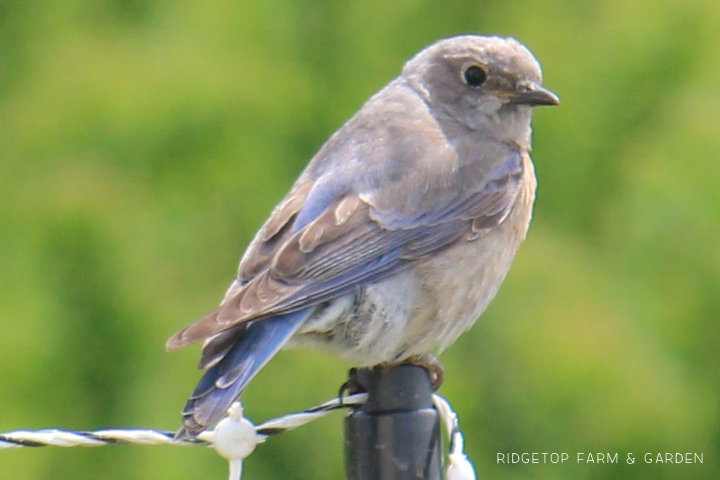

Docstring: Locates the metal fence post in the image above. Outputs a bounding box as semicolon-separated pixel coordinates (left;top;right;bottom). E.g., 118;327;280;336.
344;364;442;480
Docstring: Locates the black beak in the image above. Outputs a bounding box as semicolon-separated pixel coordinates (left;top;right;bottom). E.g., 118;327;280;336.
508;83;560;106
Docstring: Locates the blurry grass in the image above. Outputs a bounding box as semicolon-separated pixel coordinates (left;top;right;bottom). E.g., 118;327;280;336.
0;0;719;479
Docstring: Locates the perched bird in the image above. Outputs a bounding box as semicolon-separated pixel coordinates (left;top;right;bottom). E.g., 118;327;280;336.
167;35;558;437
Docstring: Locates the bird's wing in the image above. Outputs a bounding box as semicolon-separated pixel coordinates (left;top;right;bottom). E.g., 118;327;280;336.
167;149;524;349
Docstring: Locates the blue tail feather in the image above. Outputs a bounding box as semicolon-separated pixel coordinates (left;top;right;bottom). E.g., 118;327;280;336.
177;310;310;437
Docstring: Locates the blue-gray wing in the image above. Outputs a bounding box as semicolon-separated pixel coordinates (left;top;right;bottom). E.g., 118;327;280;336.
167;150;524;348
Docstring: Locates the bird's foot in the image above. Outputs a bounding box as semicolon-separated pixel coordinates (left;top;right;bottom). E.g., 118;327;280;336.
398;353;444;391
339;355;444;405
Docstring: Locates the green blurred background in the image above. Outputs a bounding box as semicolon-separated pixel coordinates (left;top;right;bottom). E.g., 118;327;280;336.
1;0;718;479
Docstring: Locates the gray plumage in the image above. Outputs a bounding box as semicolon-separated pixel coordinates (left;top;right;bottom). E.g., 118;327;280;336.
167;35;558;436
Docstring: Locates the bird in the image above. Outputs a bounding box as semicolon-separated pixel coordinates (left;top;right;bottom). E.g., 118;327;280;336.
166;34;558;437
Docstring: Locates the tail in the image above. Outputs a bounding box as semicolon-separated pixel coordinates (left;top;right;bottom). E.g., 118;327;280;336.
176;310;310;438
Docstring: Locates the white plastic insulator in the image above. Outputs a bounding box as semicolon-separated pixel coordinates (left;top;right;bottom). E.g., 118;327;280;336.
212;402;259;461
228;459;243;480
446;452;476;480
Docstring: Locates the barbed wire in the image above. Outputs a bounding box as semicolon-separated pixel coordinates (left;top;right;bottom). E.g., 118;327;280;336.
0;392;475;480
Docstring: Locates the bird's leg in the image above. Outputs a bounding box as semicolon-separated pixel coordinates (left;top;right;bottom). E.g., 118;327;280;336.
398;353;445;391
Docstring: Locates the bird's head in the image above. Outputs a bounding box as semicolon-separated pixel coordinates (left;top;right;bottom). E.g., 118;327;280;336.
402;35;558;143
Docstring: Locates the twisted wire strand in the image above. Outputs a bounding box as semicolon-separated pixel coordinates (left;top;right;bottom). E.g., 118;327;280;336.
0;393;368;450
0;392;474;480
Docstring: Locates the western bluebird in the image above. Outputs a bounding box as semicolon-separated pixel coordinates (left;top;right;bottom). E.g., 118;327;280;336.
167;35;558;436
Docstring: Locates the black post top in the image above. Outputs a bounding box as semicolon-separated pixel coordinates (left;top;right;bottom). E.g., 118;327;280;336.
352;365;435;413
344;365;442;480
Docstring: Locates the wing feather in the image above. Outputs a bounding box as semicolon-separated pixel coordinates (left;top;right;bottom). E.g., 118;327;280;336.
168;150;525;348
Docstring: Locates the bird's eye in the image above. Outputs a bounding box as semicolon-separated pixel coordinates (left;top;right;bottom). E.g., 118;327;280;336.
463;65;487;87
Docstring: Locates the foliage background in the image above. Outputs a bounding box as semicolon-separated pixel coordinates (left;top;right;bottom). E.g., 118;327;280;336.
1;1;718;479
